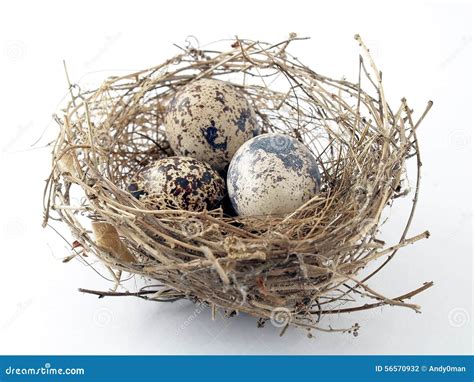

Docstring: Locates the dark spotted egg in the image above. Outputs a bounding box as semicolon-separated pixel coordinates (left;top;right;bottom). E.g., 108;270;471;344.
227;133;321;216
164;78;259;171
132;156;225;212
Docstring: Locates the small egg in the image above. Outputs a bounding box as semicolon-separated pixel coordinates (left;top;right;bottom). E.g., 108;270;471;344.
133;156;225;212
227;133;321;216
164;78;259;171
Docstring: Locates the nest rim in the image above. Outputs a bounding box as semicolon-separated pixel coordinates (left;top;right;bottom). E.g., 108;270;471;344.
43;34;433;335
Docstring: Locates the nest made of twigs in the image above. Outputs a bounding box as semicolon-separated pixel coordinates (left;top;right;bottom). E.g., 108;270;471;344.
43;34;433;336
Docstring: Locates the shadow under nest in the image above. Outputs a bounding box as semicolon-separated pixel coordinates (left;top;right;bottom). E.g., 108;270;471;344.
43;35;433;336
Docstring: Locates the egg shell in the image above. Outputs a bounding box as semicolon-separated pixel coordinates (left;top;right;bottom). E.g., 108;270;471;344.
227;133;321;216
164;78;259;171
134;156;225;212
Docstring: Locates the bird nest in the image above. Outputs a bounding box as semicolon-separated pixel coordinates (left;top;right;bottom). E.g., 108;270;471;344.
43;35;433;336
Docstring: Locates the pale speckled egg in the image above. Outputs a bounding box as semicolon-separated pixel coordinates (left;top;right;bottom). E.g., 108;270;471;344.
164;78;259;171
227;133;321;216
131;156;225;212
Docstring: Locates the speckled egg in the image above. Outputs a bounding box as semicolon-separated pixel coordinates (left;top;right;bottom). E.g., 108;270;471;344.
164;78;259;171
131;156;225;212
227;133;321;216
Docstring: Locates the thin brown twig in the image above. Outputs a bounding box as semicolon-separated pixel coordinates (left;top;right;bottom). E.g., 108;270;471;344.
43;34;432;335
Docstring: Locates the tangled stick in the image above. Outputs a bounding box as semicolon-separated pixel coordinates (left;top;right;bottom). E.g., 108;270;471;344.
43;34;433;336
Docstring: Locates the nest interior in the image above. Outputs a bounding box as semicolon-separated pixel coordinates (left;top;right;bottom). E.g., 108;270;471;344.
43;35;433;335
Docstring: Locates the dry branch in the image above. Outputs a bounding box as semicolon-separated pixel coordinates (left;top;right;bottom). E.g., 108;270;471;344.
43;35;432;335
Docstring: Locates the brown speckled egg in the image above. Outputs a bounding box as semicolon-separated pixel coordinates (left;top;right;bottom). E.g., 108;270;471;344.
227;133;321;216
132;156;225;212
164;78;259;171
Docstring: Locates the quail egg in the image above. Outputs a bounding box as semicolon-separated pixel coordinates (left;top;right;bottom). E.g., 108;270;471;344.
164;78;259;171
227;133;321;216
131;156;225;212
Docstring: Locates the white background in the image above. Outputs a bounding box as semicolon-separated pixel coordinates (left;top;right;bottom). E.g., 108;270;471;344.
0;0;472;355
